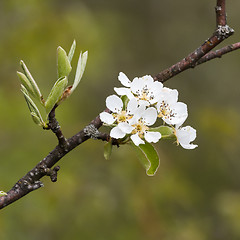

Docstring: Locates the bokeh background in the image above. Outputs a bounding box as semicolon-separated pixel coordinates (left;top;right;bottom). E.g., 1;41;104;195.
1;0;240;239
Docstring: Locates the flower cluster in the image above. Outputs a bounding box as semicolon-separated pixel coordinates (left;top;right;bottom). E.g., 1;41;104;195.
100;72;197;149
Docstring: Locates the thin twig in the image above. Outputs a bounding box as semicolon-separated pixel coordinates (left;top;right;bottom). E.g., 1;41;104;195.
194;42;240;66
47;104;69;151
215;0;226;26
154;0;234;83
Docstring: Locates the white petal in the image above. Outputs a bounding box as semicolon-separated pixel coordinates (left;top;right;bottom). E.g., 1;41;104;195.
168;89;178;103
106;95;123;113
152;81;163;92
127;98;138;114
132;100;149;120
184;126;197;142
164;102;188;125
128;115;139;125
114;87;134;100
118;72;131;87
141;107;157;126
176;126;197;150
172;102;188;125
156;101;162;113
180;143;198;150
141;75;154;83
126;92;135;100
159;87;178;104
114;87;129;96
177;126;196;143
138;100;150;108
126;99;148;122
148;81;164;103
99;112;115;124
144;131;161;143
131;77;144;94
118;122;134;134
110;126;126;139
130;133;145;146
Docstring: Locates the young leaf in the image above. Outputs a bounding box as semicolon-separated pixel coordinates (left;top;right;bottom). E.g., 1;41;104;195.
30;112;43;126
150;126;175;139
17;71;35;97
0;191;7;196
57;46;72;78
121;95;129;110
20;60;42;101
21;85;45;127
68;40;76;63
104;142;112;160
21;85;39;114
130;142;160;176
71;51;88;93
45;77;68;115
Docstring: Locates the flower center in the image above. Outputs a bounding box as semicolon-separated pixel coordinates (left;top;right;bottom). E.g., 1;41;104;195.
158;101;175;120
135;85;154;101
117;111;127;122
131;119;149;137
113;111;133;123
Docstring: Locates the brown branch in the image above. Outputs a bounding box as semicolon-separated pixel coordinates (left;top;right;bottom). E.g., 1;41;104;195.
0;113;104;209
46;104;69;151
154;0;234;83
215;0;227;26
0;108;112;209
1;0;240;210
96;132;120;147
194;42;240;66
83;123;120;146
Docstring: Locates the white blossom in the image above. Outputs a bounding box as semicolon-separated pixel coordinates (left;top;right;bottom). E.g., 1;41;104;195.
156;87;188;125
100;95;139;139
175;125;198;149
100;94;161;146
100;95;136;125
114;72;163;105
130;107;161;146
100;72;197;149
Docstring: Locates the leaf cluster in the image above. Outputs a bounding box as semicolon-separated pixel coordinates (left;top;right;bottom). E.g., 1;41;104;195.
17;40;88;128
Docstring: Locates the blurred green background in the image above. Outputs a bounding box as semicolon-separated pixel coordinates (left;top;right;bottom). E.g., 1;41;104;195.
1;0;240;239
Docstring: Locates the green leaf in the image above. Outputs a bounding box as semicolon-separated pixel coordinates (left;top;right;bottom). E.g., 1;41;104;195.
0;191;7;196
30;112;43;126
20;60;42;101
130;142;160;176
149;125;175;139
17;71;35;97
71;51;88;93
21;85;45;127
21;85;39;114
121;95;129;110
104;142;112;160
57;46;72;78
68;40;76;63
45;77;68;115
